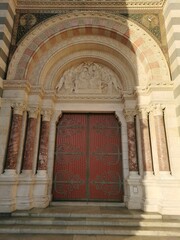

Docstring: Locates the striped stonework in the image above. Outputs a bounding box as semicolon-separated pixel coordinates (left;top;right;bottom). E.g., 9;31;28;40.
0;0;16;99
163;0;180;135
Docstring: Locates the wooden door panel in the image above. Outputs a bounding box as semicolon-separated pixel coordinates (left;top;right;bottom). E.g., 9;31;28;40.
53;114;87;200
53;113;123;202
89;114;123;201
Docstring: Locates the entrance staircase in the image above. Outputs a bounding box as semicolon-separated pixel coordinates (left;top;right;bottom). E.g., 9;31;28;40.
0;203;180;239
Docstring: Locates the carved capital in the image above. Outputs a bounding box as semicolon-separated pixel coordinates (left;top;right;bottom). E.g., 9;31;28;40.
151;104;164;116
41;109;53;121
124;109;136;122
28;106;40;118
12;102;26;115
138;107;149;120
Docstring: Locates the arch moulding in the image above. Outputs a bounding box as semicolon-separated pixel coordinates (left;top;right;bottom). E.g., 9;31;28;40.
7;11;171;90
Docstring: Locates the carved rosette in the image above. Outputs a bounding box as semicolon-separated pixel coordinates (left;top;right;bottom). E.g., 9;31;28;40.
124;109;138;172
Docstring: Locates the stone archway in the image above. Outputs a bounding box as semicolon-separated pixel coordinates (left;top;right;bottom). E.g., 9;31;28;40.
0;11;174;212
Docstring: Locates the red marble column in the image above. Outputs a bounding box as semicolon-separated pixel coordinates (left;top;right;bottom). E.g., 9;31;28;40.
153;104;170;172
37;110;52;171
5;103;25;170
22;108;39;170
125;111;138;172
139;108;153;172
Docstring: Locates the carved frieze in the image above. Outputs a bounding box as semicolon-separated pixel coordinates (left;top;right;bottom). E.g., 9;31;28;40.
56;62;122;96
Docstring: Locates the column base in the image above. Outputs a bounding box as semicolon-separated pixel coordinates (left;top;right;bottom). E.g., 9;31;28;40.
16;170;34;210
125;171;142;209
33;170;49;208
0;170;18;213
141;173;160;213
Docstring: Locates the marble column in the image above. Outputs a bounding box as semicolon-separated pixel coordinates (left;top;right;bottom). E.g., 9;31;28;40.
139;108;153;172
153;104;170;172
5;103;25;170
22;107;39;171
37;110;52;171
34;109;52;208
125;110;138;172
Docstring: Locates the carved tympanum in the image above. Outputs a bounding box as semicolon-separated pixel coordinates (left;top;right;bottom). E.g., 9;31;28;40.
56;62;122;95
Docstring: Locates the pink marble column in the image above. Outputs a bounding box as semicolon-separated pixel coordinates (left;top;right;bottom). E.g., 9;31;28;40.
22;107;39;170
5;103;25;170
153;105;170;172
139;108;153;172
37;110;52;171
125;111;138;172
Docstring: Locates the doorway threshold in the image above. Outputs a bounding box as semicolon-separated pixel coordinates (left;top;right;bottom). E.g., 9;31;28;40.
50;201;125;207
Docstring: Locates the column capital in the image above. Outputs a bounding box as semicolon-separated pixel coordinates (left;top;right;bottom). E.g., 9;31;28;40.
124;109;136;122
12;102;26;115
138;107;149;120
28;106;40;118
41;109;53;121
151;104;164;116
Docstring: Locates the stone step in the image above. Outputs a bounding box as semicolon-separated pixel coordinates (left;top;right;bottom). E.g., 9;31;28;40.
0;224;180;236
0;217;180;228
11;211;163;220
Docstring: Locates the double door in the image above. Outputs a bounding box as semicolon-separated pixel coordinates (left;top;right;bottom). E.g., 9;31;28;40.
53;113;123;201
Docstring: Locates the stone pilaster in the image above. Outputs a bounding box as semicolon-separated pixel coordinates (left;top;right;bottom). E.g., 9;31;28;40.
152;104;170;172
22;107;39;171
124;110;138;172
5;103;26;170
138;108;153;172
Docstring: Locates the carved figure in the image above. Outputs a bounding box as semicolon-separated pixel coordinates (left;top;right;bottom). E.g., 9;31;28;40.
56;68;75;93
55;62;121;95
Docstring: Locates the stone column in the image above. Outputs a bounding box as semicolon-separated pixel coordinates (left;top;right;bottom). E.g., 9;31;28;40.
22;107;39;171
37;110;52;172
125;110;138;172
34;109;52;208
139;108;153;172
5;103;26;170
153;104;170;172
124;110;142;209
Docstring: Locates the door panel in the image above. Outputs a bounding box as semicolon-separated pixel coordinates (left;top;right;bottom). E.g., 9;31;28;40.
53;114;87;200
89;114;123;201
53;113;123;202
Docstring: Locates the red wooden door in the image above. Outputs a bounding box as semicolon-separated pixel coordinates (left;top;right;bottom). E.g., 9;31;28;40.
53;113;123;202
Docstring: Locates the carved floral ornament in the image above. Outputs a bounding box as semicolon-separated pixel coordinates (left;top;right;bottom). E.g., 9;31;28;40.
55;62;122;96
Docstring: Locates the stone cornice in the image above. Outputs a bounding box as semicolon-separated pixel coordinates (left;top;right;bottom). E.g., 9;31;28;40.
17;0;166;10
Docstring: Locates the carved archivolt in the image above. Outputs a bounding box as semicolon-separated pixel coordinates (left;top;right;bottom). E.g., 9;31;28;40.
7;11;170;88
56;62;122;95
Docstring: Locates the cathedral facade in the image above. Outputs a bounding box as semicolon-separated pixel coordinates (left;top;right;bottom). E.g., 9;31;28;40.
0;0;180;215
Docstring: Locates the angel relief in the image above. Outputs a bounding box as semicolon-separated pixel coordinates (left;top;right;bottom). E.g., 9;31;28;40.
56;62;122;95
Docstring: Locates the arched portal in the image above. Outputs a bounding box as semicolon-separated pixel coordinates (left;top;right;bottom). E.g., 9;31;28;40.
1;11;173;212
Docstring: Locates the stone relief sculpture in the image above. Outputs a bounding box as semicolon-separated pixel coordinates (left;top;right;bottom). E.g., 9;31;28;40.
56;62;122;95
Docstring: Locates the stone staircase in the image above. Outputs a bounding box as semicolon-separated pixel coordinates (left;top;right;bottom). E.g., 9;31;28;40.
0;204;180;239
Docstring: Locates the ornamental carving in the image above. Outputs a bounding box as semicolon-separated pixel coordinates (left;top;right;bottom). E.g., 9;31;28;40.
56;62;122;95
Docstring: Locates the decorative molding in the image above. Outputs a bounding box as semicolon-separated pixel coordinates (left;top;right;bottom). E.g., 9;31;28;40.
17;0;165;9
3;80;31;93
